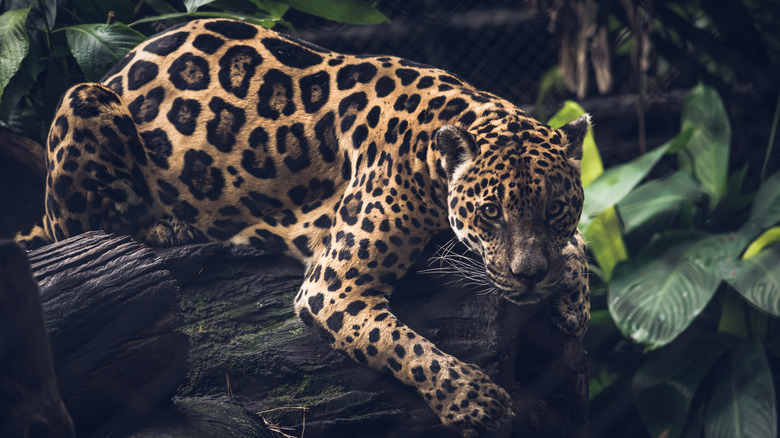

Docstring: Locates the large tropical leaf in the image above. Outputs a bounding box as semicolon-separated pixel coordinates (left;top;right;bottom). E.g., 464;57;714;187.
280;0;389;24
677;84;731;210
65;23;145;82
617;171;702;233
0;6;32;103
633;335;738;438
745;170;780;231
720;245;780;317
581;210;626;281
608;234;724;348
582;141;670;224
702;343;777;438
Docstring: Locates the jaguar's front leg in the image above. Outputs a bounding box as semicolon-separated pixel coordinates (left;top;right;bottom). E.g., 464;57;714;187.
294;227;513;437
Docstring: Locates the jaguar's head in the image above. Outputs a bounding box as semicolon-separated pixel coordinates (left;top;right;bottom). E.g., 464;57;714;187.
437;114;588;304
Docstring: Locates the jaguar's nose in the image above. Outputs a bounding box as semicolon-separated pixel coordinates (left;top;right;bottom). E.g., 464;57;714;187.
511;266;547;285
510;253;548;285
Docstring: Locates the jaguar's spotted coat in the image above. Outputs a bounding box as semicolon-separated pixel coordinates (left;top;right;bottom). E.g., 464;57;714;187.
17;19;590;437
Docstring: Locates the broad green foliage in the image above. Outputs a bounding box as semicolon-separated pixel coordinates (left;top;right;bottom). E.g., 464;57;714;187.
677;85;731;210
617;171;701;233
65;24;145;82
582;84;779;438
581;142;670;223
702;343;777;438
580;211;626;281
632;335;737;438
745;170;780;231
721;245;780;317
0;6;31;104
598;85;779;349
609;234;721;348
0;0;387;143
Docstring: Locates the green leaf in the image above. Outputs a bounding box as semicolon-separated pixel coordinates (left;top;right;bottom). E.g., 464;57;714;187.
589;368;618;400
742;226;780;259
745;170;780;231
665;125;695;154
0;28;44;123
702;343;777;438
617;171;702;233
279;0;389;25
0;66;32;122
547;100;601;186
720;245;780;317
581;209;627;281
677;84;731;210
633;335;738;438
130;11;280;27
65;23;146;82
184;0;218;13
582;141;671;224
608;234;725;349
717;289;750;338
251;0;290;18
0;6;32;104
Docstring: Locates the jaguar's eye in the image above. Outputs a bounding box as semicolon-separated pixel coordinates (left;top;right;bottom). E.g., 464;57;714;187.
547;201;564;217
480;203;501;220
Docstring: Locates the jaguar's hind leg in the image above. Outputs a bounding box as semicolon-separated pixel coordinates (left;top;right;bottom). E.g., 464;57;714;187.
21;83;156;247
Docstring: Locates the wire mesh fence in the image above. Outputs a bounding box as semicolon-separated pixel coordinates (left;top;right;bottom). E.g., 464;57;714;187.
289;0;562;108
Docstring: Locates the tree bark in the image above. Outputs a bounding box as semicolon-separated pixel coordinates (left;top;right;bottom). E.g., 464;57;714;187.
22;231;586;437
27;232;188;437
0;240;74;438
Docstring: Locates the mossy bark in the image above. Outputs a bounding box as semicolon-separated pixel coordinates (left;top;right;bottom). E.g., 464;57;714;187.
23;229;586;438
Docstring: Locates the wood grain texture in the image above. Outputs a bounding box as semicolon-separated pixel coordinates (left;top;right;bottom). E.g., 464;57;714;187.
19;231;585;437
0;240;74;438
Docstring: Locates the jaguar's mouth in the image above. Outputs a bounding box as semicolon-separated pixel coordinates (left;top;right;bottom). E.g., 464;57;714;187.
422;240;548;305
485;272;546;305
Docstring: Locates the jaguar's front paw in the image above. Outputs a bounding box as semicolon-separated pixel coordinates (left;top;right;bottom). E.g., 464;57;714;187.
426;362;513;437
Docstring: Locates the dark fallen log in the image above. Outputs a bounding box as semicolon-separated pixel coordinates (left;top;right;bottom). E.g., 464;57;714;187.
126;396;275;438
23;231;586;437
27;232;189;437
0;240;74;438
152;235;587;437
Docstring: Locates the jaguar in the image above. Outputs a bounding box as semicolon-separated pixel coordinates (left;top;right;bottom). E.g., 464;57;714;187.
16;18;590;437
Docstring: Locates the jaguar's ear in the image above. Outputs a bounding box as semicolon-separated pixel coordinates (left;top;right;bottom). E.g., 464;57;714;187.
436;125;478;177
558;114;591;161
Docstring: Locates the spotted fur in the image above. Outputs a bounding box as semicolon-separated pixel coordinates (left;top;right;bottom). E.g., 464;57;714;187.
16;19;590;437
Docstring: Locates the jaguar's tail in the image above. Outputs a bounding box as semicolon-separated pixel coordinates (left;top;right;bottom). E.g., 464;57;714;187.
14;223;52;250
